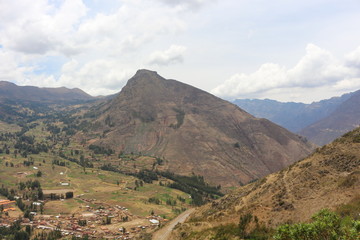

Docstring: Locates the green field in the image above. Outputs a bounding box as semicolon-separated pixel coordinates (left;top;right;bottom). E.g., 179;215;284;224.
0;119;191;220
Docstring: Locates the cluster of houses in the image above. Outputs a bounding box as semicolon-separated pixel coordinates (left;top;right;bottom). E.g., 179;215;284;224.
0;195;166;239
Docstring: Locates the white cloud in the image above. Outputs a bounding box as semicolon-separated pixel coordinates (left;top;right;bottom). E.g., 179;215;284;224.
345;46;360;68
0;0;191;95
1;0;360;103
0;49;32;81
148;45;187;66
17;59;134;96
211;44;360;101
0;0;87;55
58;59;134;96
155;0;216;10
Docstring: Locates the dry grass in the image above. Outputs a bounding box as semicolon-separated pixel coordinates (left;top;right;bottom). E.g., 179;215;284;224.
172;129;360;239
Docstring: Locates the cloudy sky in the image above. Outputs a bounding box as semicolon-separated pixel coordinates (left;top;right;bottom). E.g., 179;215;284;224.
1;0;360;103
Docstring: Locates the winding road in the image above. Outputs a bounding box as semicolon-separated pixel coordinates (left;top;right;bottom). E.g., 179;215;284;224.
152;208;195;240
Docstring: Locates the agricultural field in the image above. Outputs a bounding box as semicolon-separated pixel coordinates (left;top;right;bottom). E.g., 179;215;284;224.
0;117;202;239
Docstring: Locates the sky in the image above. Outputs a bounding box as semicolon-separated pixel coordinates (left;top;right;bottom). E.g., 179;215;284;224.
1;0;360;103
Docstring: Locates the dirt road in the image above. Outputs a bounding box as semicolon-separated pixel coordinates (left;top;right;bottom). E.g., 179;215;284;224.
152;208;195;240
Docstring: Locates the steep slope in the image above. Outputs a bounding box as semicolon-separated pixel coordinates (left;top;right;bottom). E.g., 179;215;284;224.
233;92;353;133
0;81;93;103
300;90;360;145
171;127;360;239
83;69;314;187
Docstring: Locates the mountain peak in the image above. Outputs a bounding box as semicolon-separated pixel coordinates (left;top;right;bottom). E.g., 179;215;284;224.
126;69;164;87
89;70;315;186
135;69;158;76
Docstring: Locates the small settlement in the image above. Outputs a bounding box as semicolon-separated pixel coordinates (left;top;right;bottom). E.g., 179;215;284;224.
0;195;167;239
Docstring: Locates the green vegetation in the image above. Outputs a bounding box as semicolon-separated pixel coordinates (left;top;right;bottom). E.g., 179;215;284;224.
336;195;360;220
274;209;360;240
158;171;223;206
88;144;114;155
99;166;223;206
170;108;185;129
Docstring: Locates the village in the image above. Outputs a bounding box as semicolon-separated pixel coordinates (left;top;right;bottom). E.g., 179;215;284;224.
0;194;167;239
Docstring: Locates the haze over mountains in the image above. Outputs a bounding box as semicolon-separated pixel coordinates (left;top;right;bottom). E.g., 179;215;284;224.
79;69;314;187
234;90;360;145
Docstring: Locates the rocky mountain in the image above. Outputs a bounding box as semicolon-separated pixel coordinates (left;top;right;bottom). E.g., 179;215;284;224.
0;81;94;103
233;93;353;133
300;90;360;145
82;69;314;187
171;127;360;239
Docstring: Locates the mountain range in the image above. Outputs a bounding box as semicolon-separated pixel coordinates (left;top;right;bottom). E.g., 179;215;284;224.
0;81;95;122
0;81;93;103
234;91;360;145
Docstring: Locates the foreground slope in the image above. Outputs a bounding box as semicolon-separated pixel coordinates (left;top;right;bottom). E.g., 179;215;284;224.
83;69;314;187
171;127;360;239
300;90;360;145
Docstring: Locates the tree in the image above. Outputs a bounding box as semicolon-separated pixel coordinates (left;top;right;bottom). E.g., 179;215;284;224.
65;192;74;199
238;213;253;238
36;170;42;177
40;204;44;214
38;188;43;200
14;231;30;240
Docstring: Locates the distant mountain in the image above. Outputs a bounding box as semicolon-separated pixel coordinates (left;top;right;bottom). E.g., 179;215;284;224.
170;127;360;239
0;81;95;122
300;90;360;145
233;93;353;133
80;69;314;187
0;81;94;103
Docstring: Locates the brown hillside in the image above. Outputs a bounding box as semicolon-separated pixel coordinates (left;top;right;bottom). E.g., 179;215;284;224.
171;127;360;239
83;69;314;187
